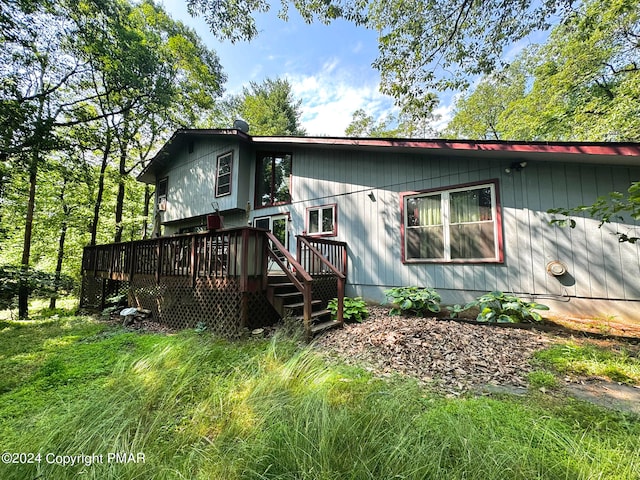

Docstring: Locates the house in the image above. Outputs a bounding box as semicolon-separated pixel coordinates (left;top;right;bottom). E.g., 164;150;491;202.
81;128;640;335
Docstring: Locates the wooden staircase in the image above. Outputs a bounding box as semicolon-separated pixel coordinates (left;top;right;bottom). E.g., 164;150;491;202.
266;275;339;335
264;232;347;338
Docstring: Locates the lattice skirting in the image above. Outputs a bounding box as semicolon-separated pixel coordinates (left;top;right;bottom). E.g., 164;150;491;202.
311;275;338;307
80;276;130;310
129;276;279;337
81;275;279;337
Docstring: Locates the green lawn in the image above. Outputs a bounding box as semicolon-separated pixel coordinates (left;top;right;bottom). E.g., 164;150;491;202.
0;314;638;480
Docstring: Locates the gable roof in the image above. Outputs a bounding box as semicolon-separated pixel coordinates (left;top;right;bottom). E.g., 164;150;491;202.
137;128;640;183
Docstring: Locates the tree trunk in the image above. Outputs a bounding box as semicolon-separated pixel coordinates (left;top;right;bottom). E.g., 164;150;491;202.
114;125;129;244
114;177;125;244
18;153;39;319
50;179;69;310
89;134;112;246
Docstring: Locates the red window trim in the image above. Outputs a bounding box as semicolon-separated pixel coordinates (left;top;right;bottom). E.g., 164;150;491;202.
254;151;293;209
215;151;233;198
304;203;338;237
399;179;504;264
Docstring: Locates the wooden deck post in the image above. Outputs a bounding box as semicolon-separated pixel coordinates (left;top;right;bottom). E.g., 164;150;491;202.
240;228;249;292
156;239;162;284
128;240;136;283
190;235;197;288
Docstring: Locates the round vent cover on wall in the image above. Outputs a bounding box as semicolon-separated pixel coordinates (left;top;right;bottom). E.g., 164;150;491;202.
546;260;567;277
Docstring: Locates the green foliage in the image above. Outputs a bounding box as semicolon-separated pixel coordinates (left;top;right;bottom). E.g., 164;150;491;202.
549;181;640;243
1;316;640;479
384;286;441;316
216;77;306;135
534;342;640;385
0;265;75;310
444;57;530;140
327;296;369;322
455;291;548;323
447;0;640;143
190;0;568;97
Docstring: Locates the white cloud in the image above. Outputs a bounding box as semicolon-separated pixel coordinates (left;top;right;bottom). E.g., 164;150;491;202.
286;63;396;136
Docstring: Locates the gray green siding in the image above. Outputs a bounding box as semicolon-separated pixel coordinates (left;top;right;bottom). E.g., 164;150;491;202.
155;139;640;314
286;147;640;306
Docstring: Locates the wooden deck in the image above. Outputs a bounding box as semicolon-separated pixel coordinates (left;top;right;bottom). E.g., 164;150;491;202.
80;227;347;338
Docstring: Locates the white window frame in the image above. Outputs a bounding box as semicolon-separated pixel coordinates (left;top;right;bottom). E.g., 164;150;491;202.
215;151;233;197
306;204;337;236
403;181;502;263
157;177;168;212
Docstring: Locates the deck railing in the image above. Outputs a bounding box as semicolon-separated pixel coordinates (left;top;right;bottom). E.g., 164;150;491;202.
297;236;347;325
297;236;347;277
81;227;267;291
265;231;314;334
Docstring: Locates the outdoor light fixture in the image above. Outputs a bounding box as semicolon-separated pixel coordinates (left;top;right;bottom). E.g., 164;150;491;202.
505;161;528;174
368;191;377;202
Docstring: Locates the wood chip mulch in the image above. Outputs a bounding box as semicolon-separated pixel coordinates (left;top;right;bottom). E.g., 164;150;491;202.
313;307;553;395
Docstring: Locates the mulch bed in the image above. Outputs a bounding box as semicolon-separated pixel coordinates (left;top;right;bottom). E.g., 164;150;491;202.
313;307;556;395
312;306;640;397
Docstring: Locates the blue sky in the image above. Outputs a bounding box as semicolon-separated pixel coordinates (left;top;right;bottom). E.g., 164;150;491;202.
160;1;543;137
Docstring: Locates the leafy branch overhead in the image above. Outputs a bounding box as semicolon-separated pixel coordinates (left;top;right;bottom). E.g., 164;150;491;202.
187;0;573;96
548;182;640;243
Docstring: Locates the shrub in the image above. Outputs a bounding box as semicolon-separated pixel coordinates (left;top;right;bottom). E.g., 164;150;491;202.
453;291;548;323
328;296;369;322
384;286;441;316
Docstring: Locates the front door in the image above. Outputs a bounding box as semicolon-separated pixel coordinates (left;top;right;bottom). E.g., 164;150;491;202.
254;214;289;267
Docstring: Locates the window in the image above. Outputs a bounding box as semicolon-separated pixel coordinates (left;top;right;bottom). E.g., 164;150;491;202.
157;177;168;211
216;152;233;197
256;153;292;207
402;181;502;262
306;204;336;236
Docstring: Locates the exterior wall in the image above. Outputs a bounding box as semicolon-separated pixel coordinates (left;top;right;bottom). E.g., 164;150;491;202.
152;137;640;322
157;138;249;225
285;146;640;322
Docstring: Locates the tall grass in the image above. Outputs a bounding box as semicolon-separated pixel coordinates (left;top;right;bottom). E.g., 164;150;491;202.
0;316;639;479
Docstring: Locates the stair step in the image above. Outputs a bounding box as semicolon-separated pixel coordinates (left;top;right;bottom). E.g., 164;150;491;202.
284;299;321;309
275;291;303;299
310;319;342;334
269;282;296;289
293;309;332;321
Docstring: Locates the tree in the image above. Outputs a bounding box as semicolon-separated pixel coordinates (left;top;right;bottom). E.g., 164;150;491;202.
445;58;530;140
217;78;305;135
345;109;399;137
446;0;640;142
502;0;640;141
0;0;225;317
345;102;440;138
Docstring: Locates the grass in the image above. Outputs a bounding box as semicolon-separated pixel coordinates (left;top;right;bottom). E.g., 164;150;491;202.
0;314;639;479
533;341;640;385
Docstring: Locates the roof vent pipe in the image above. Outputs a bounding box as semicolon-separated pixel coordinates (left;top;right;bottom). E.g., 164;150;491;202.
233;119;249;133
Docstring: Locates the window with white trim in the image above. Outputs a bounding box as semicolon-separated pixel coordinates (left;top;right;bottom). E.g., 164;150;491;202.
403;182;501;262
307;204;336;236
215;152;232;197
157;177;168;211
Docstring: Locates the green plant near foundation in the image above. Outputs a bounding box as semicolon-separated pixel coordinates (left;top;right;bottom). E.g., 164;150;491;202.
454;291;548;323
328;296;369;322
384;286;441;316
